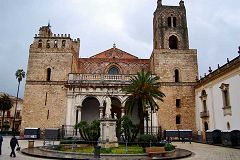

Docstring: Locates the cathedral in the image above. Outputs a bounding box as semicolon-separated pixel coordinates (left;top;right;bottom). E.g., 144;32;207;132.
21;0;198;135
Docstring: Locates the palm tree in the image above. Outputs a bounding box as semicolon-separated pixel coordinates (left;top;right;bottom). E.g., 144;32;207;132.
0;94;13;131
122;70;165;134
12;69;25;133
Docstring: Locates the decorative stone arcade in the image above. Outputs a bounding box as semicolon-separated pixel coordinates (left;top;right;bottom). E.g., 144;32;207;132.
65;74;129;127
65;73;159;136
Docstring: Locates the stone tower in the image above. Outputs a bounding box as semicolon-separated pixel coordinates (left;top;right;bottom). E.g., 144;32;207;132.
21;24;80;130
150;0;198;131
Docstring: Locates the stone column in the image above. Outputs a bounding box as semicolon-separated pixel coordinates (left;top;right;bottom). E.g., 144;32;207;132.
77;106;82;123
121;107;125;117
66;94;74;126
99;106;104;119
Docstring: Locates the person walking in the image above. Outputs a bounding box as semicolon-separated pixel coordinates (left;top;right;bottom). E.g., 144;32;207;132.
10;136;19;157
0;134;3;155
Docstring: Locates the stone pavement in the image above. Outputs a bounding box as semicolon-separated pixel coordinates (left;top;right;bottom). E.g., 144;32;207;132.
0;136;52;160
172;142;240;160
0;136;239;160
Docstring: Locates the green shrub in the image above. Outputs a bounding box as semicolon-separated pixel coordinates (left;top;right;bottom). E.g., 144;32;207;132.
164;143;174;151
138;134;157;143
138;134;157;147
101;148;112;153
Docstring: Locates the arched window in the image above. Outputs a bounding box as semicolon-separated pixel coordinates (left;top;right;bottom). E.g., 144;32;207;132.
38;40;42;48
169;35;178;49
168;17;171;27
176;115;181;124
62;40;66;48
203;100;207;112
47;68;51;81
167;16;177;27
108;66;120;75
54;40;58;48
46;40;50;48
174;69;180;82
227;122;230;130
204;122;209;131
173;17;177;27
201;90;207;96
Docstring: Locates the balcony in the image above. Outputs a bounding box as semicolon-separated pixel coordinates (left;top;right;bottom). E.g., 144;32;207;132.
67;73;134;86
200;111;209;118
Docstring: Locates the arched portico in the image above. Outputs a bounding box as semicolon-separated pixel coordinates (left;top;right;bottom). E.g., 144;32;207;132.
81;97;100;123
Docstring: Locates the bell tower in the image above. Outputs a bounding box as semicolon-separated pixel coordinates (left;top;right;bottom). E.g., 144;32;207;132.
153;0;189;49
150;1;198;132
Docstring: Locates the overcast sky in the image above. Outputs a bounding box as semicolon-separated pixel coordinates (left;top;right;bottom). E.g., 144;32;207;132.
0;0;239;98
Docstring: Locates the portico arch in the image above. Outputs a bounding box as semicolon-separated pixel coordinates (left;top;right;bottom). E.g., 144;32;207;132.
81;97;100;122
110;97;122;119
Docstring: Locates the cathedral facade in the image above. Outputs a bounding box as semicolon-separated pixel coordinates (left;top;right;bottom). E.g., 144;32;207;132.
21;1;198;134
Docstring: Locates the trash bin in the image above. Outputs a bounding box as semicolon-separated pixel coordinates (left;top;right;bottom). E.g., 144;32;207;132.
28;140;35;148
94;145;101;158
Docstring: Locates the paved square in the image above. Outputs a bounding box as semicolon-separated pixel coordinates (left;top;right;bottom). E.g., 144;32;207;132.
0;137;239;160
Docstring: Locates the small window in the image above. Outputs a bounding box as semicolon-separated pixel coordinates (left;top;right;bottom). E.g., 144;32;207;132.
38;40;42;48
173;17;177;27
176;99;181;108
46;40;50;48
169;35;178;49
62;40;66;48
174;69;180;82
203;100;207;112
54;40;58;48
47;68;51;81
220;83;231;108
108;66;119;75
204;122;209;131
168;17;171;27
176;115;181;124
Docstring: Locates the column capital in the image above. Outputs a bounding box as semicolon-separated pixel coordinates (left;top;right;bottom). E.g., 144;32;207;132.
76;106;82;110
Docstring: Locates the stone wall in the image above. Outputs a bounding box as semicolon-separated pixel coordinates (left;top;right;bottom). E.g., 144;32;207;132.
21;84;67;129
157;84;196;131
151;49;198;132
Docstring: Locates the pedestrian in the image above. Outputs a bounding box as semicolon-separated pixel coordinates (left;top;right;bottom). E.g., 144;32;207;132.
188;134;192;144
0;134;3;155
181;137;185;143
10;135;19;158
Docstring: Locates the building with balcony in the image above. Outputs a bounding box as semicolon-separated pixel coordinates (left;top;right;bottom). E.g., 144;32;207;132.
195;55;240;141
0;92;23;132
21;0;198;135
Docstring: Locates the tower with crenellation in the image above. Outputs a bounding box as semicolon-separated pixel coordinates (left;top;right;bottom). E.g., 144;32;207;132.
21;24;80;130
150;0;198;132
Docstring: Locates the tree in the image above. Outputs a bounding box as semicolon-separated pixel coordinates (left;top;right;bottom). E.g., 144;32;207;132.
122;70;165;134
12;69;25;133
0;94;13;131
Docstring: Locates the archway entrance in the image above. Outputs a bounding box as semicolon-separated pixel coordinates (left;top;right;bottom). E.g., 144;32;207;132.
82;97;100;123
110;97;122;119
125;100;140;125
169;35;178;49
